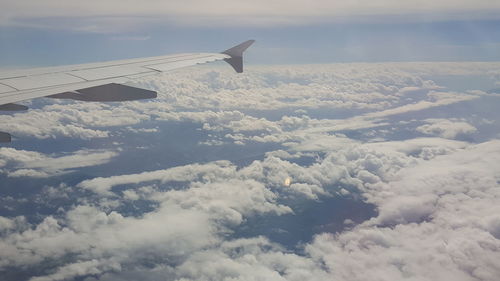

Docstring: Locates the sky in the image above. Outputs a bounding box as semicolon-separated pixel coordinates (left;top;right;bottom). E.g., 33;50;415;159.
1;1;500;281
1;0;500;67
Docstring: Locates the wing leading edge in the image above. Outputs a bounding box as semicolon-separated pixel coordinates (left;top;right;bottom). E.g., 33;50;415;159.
0;40;255;142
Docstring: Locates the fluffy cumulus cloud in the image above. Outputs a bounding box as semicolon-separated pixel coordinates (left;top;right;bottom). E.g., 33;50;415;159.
0;62;464;141
0;205;215;279
300;140;500;281
10;135;496;281
1;62;500;281
416;118;477;139
0;102;153;140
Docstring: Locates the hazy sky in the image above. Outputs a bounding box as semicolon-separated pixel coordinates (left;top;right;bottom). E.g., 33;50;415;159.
1;0;500;67
1;2;500;281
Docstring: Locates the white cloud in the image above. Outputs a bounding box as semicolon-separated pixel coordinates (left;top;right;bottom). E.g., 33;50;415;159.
369;91;477;118
0;204;215;275
133;64;482;146
0;167;294;280
78;160;236;195
30;259;121;281
1;62;500;281
139;63;437;112
299;141;500;281
0;147;118;177
157;179;292;226
85;138;500;281
1;63;494;143
0;217;15;232
416;118;477;139
0;102;153;140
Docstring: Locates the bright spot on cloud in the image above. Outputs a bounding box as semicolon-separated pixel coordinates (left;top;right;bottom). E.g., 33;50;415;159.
284;177;292;187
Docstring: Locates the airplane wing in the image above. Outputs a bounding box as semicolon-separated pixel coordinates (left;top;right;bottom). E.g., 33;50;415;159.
0;40;255;142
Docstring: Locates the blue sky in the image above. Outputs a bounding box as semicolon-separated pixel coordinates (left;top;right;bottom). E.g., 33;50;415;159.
1;1;500;67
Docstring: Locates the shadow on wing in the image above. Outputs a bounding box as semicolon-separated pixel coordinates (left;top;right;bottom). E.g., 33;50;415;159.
49;83;157;102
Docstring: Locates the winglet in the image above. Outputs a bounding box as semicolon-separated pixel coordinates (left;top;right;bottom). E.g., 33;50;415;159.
222;40;255;73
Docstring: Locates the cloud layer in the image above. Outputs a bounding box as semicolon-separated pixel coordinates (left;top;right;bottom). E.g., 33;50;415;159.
0;62;499;280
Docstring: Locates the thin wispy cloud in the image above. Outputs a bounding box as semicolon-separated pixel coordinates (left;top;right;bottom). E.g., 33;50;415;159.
110;35;151;41
1;0;500;32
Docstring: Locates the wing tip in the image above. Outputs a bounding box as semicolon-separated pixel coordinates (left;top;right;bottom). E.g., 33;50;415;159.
222;40;255;73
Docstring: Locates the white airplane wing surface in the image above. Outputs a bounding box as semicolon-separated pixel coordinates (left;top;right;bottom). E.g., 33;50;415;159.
0;40;255;142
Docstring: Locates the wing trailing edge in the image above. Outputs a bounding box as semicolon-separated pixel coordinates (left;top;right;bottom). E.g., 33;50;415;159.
0;103;29;111
49;83;157;102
